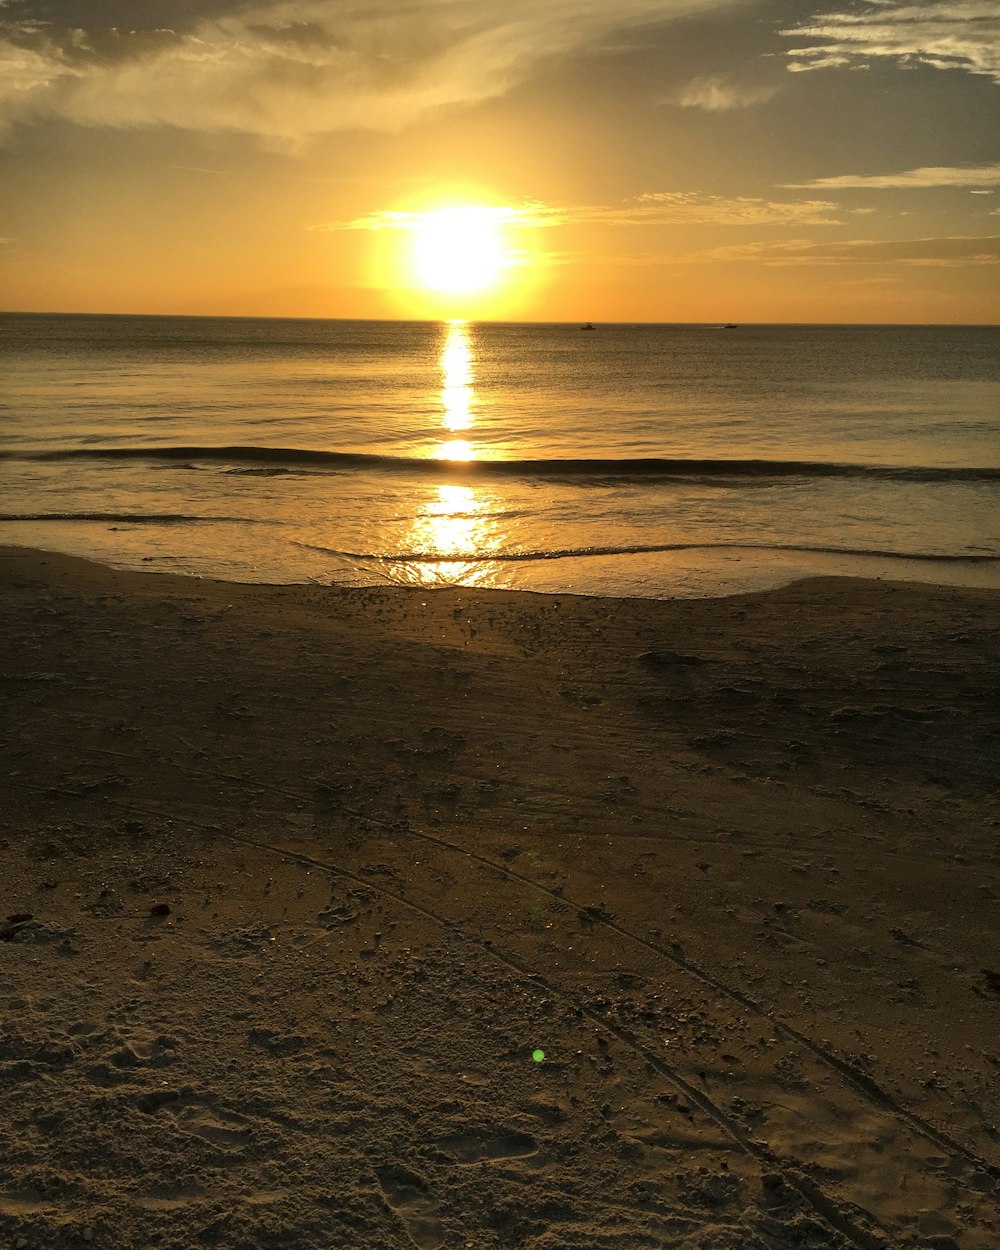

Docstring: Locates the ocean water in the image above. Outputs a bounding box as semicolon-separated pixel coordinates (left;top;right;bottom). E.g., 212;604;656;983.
1;312;998;599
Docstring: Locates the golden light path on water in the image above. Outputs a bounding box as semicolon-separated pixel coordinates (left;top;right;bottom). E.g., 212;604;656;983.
406;321;503;586
440;322;474;431
436;320;476;463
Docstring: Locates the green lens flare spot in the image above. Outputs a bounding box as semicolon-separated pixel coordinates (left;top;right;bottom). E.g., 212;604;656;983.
532;1049;545;1063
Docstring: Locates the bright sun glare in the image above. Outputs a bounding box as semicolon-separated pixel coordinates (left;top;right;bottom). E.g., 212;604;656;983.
411;206;507;294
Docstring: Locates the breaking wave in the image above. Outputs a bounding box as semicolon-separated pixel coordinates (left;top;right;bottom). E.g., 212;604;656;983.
3;444;999;483
0;511;248;524
298;540;1000;565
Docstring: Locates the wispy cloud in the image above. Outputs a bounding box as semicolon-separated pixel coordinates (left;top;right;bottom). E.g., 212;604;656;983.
317;204;547;232
627;192;840;225
785;163;1000;189
0;0;734;140
669;235;1000;265
781;1;1000;84
666;74;778;111
169;165;234;177
321;192;843;231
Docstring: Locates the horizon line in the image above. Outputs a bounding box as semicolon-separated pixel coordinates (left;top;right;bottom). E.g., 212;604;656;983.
1;309;998;329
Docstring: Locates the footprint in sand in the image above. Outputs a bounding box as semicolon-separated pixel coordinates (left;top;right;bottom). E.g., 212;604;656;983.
433;1128;537;1164
169;1102;251;1146
110;1027;180;1069
136;1092;251;1146
376;1164;445;1250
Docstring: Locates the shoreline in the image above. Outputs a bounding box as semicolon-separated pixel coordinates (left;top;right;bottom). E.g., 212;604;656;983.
2;532;999;601
2;544;998;1249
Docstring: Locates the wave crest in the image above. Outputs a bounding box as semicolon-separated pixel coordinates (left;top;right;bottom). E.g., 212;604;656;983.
2;444;998;483
298;540;1000;565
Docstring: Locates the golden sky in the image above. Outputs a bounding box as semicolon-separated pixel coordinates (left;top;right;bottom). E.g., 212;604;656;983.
0;0;998;322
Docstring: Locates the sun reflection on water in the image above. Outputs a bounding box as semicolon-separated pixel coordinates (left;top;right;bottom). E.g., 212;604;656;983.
437;438;474;462
420;483;486;555
440;321;474;434
401;482;501;587
397;324;507;585
436;320;476;456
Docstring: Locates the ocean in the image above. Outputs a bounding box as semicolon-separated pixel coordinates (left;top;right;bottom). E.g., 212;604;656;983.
1;312;998;599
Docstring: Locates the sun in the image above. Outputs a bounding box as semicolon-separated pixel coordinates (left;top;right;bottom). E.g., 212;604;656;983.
410;206;508;295
367;197;539;317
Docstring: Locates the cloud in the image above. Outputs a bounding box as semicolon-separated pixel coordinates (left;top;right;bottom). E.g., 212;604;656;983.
323;192;843;231
666;74;778;110
785;163;1000;189
781;1;1000;84
0;0;735;139
669;234;1000;265
319;204;546;231
627;192;840;225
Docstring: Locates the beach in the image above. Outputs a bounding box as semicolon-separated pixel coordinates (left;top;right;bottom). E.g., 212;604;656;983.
1;543;998;1249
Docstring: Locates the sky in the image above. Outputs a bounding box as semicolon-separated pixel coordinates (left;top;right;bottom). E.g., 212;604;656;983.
0;0;998;322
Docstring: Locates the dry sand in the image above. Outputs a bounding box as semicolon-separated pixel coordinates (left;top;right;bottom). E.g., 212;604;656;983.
1;544;998;1250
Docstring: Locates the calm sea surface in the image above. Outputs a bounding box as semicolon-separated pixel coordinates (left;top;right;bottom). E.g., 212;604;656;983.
1;312;998;598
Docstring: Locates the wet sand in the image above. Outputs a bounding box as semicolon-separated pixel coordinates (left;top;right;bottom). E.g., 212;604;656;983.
1;544;998;1249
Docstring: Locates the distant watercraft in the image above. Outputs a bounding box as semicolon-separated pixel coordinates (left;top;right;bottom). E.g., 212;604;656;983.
580;322;595;330
721;323;738;329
